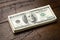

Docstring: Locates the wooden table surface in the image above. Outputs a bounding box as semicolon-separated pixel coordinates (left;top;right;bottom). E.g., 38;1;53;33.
0;0;60;40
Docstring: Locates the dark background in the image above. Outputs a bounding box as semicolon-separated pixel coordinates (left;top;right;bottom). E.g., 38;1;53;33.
0;0;60;40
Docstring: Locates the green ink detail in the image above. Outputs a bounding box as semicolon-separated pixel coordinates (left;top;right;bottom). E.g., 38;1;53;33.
40;13;46;16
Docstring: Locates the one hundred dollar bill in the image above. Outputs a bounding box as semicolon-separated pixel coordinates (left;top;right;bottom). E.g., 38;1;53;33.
8;5;57;33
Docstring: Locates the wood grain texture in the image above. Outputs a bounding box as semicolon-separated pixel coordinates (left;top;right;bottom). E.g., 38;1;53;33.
0;0;60;40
